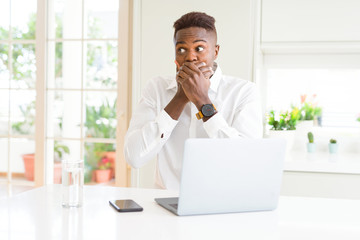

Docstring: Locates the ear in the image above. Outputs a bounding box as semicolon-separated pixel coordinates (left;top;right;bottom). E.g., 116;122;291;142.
214;44;220;60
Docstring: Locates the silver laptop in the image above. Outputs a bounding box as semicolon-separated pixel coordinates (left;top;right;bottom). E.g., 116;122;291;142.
155;138;286;216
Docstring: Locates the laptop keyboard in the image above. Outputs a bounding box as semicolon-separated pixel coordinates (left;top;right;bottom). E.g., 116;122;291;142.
169;203;178;210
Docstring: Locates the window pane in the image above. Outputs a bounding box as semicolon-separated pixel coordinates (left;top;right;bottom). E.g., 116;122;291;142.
85;0;118;39
10;138;35;182
47;90;81;138
0;0;10;39
84;91;117;138
85;41;117;89
10;90;36;136
0;138;9;181
11;44;36;88
49;0;83;39
47;41;82;89
11;0;36;40
267;69;360;128
0;44;10;87
84;142;115;184
0;90;9;135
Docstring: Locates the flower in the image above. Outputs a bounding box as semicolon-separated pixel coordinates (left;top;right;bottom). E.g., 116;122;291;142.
294;94;322;121
97;157;111;170
267;108;299;130
300;94;307;104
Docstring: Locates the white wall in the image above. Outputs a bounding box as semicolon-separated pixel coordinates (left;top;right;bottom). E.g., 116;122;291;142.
132;0;256;188
138;0;254;87
262;0;360;42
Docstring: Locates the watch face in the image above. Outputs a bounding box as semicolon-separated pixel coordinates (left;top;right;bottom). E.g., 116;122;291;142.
202;104;215;117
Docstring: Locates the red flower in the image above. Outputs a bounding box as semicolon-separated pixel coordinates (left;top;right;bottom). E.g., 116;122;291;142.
98;157;111;170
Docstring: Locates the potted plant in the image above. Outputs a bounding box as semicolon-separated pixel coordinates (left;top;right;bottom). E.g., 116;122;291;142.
267;108;300;156
12;102;70;182
267;108;299;131
84;99;117;181
314;106;323;127
12;101;36;181
94;157;112;183
296;94;322;128
53;141;70;183
22;153;35;181
307;132;316;153
329;139;338;154
18;142;70;182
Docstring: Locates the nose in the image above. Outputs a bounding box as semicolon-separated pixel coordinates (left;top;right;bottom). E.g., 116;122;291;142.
185;49;197;62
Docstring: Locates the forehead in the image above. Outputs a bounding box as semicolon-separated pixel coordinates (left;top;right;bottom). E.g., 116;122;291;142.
174;27;215;44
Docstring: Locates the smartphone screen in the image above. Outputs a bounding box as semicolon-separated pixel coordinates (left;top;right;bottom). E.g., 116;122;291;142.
109;199;143;212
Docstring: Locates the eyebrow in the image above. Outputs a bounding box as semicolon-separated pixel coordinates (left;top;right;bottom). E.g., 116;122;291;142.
175;39;207;46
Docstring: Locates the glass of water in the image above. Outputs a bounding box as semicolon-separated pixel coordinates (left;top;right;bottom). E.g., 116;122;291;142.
62;159;84;208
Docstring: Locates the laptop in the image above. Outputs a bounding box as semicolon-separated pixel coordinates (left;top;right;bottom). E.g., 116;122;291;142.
155;138;286;216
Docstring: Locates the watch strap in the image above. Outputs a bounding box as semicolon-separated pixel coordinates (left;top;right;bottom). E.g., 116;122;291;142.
196;111;204;120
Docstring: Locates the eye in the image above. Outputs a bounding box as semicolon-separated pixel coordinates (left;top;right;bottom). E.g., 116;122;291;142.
177;48;186;54
196;46;204;52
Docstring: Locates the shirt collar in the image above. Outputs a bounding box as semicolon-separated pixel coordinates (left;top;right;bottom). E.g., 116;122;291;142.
166;62;222;92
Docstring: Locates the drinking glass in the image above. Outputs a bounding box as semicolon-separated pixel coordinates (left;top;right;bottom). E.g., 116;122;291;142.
62;159;84;207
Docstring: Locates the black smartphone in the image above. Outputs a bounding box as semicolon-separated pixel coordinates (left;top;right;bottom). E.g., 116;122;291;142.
109;199;143;212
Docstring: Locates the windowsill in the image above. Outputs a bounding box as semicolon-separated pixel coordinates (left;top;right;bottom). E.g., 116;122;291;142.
284;151;360;174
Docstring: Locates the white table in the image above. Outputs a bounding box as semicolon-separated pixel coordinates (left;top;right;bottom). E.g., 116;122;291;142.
1;185;360;240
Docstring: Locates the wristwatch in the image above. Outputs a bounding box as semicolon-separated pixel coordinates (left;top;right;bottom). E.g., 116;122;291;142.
196;104;217;120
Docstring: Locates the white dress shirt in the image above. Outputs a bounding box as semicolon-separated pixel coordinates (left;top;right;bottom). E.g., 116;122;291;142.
124;65;263;190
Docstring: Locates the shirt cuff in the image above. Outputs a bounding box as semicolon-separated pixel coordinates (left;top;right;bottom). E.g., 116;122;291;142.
203;113;228;138
156;109;178;139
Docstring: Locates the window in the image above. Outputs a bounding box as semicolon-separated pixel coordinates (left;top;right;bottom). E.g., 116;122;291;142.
263;53;360;128
47;0;120;185
0;0;37;186
260;52;360;161
266;67;360;128
0;0;131;190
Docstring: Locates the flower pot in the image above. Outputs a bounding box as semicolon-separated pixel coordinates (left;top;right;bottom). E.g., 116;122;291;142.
22;154;35;181
95;169;112;183
54;162;62;184
294;120;314;152
267;130;296;157
104;151;116;178
297;120;314;130
307;143;316;153
329;143;338;154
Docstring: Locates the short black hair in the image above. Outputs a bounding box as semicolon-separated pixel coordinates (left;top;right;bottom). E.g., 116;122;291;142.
173;12;217;38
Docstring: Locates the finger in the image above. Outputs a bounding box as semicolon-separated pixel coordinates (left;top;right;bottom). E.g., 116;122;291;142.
181;64;201;77
183;62;203;73
177;69;189;80
198;66;214;75
194;62;206;68
176;73;183;82
203;70;213;79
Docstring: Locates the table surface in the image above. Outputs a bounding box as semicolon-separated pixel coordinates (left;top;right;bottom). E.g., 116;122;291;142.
1;185;360;240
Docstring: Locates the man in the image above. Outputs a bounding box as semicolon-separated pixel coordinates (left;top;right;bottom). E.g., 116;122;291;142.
124;12;263;190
